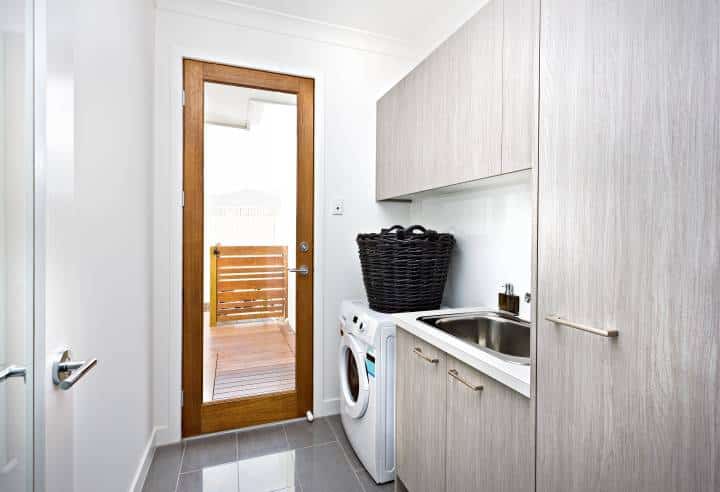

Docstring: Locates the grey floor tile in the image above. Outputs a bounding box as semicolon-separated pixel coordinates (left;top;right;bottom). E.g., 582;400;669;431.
284;418;336;449
142;443;183;492
294;442;363;492
181;433;237;473
356;469;394;492
177;462;238;492
326;414;364;471
236;450;297;492
237;425;289;460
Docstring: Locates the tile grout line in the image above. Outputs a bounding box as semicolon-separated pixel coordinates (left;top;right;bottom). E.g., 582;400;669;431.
327;418;367;491
353;468;369;492
282;423;291;450
174;442;187;492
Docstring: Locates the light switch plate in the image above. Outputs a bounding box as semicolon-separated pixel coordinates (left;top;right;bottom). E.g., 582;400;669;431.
331;199;344;215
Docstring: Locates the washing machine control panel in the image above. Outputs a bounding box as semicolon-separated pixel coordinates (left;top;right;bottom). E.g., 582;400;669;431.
341;300;395;347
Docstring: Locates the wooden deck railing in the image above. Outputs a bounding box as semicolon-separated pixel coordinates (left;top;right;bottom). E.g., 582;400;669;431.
210;245;288;326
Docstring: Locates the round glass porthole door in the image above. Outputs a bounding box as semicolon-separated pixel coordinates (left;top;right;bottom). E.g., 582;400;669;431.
339;334;369;419
346;349;360;402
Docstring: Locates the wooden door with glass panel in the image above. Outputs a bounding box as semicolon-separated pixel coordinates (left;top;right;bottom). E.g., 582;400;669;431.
182;60;314;436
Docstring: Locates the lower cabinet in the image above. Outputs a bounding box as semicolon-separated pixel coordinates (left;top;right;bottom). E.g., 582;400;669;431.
395;329;446;492
396;327;533;492
446;357;533;492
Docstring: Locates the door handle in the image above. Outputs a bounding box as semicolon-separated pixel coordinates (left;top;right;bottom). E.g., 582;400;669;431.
0;365;26;383
288;265;309;276
52;348;98;390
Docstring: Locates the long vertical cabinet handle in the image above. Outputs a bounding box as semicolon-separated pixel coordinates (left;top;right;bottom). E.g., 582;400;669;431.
545;315;619;337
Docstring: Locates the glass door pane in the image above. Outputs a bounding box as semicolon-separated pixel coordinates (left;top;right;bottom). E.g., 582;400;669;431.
202;82;298;403
0;0;34;490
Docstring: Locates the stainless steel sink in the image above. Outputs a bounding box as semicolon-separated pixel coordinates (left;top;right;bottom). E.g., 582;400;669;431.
418;311;530;365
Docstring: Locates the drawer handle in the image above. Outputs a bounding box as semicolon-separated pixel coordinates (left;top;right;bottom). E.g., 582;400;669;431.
413;347;439;364
545;314;619;338
448;369;483;392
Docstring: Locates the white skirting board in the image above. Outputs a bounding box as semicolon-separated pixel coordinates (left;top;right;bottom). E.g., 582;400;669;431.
129;426;162;492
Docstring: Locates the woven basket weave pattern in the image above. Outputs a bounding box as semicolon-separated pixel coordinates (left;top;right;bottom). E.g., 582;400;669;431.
357;225;455;313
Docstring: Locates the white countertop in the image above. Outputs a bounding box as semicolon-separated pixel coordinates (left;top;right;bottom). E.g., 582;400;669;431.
392;307;531;398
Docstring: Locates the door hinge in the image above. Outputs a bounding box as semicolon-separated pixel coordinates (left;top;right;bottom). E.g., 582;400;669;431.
181;390;184;407
182;90;186;107
181;190;185;208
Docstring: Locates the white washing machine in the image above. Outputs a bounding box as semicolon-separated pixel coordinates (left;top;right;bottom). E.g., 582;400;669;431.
338;300;396;484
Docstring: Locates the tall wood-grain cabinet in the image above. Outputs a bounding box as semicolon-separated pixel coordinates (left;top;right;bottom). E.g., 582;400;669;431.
376;0;538;200
537;1;720;491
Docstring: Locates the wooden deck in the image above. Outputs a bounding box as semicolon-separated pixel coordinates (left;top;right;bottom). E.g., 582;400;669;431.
204;316;296;402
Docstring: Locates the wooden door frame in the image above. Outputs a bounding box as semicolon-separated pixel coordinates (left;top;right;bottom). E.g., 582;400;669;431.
182;59;314;437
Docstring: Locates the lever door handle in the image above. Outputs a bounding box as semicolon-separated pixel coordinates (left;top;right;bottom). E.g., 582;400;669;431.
52;348;98;390
0;365;26;383
288;266;309;276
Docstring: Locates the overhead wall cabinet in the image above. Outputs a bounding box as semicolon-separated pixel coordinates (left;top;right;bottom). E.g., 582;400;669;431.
376;0;538;200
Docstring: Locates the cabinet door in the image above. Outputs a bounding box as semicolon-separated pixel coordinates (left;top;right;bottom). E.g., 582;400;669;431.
537;1;720;491
376;1;502;199
418;0;502;192
395;329;446;492
446;357;532;492
501;0;538;173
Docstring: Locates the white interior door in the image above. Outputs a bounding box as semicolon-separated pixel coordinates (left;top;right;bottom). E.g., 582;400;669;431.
38;0;77;491
0;0;34;490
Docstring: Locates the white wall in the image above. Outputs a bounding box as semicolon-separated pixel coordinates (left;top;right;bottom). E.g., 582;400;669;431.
152;2;413;443
43;0;156;490
409;172;533;320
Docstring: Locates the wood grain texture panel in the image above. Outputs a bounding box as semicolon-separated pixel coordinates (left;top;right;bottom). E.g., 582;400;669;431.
217;257;286;268
376;1;502;199
217;310;285;322
218;278;285;290
537;1;720;491
395;328;446;492
183;60;314;436
206;320;295;402
217;299;286;310
216;245;289;255
201;391;298;434
501;0;538;174
182;59;205;436
294;75;314;416
218;289;286;302
445;356;533;492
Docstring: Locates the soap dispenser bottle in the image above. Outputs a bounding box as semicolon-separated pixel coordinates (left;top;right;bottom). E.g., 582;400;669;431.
499;283;520;315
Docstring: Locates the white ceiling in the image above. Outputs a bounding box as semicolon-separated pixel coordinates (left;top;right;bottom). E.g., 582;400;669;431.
201;0;483;50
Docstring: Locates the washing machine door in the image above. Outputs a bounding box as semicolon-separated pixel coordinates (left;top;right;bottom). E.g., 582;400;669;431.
339;333;370;419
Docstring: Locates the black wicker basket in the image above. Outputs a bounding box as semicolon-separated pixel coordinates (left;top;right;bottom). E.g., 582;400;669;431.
357;225;456;313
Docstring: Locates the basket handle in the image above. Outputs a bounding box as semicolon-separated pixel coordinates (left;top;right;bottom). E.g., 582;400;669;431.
407;224;439;239
405;225;427;234
381;225;406;235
